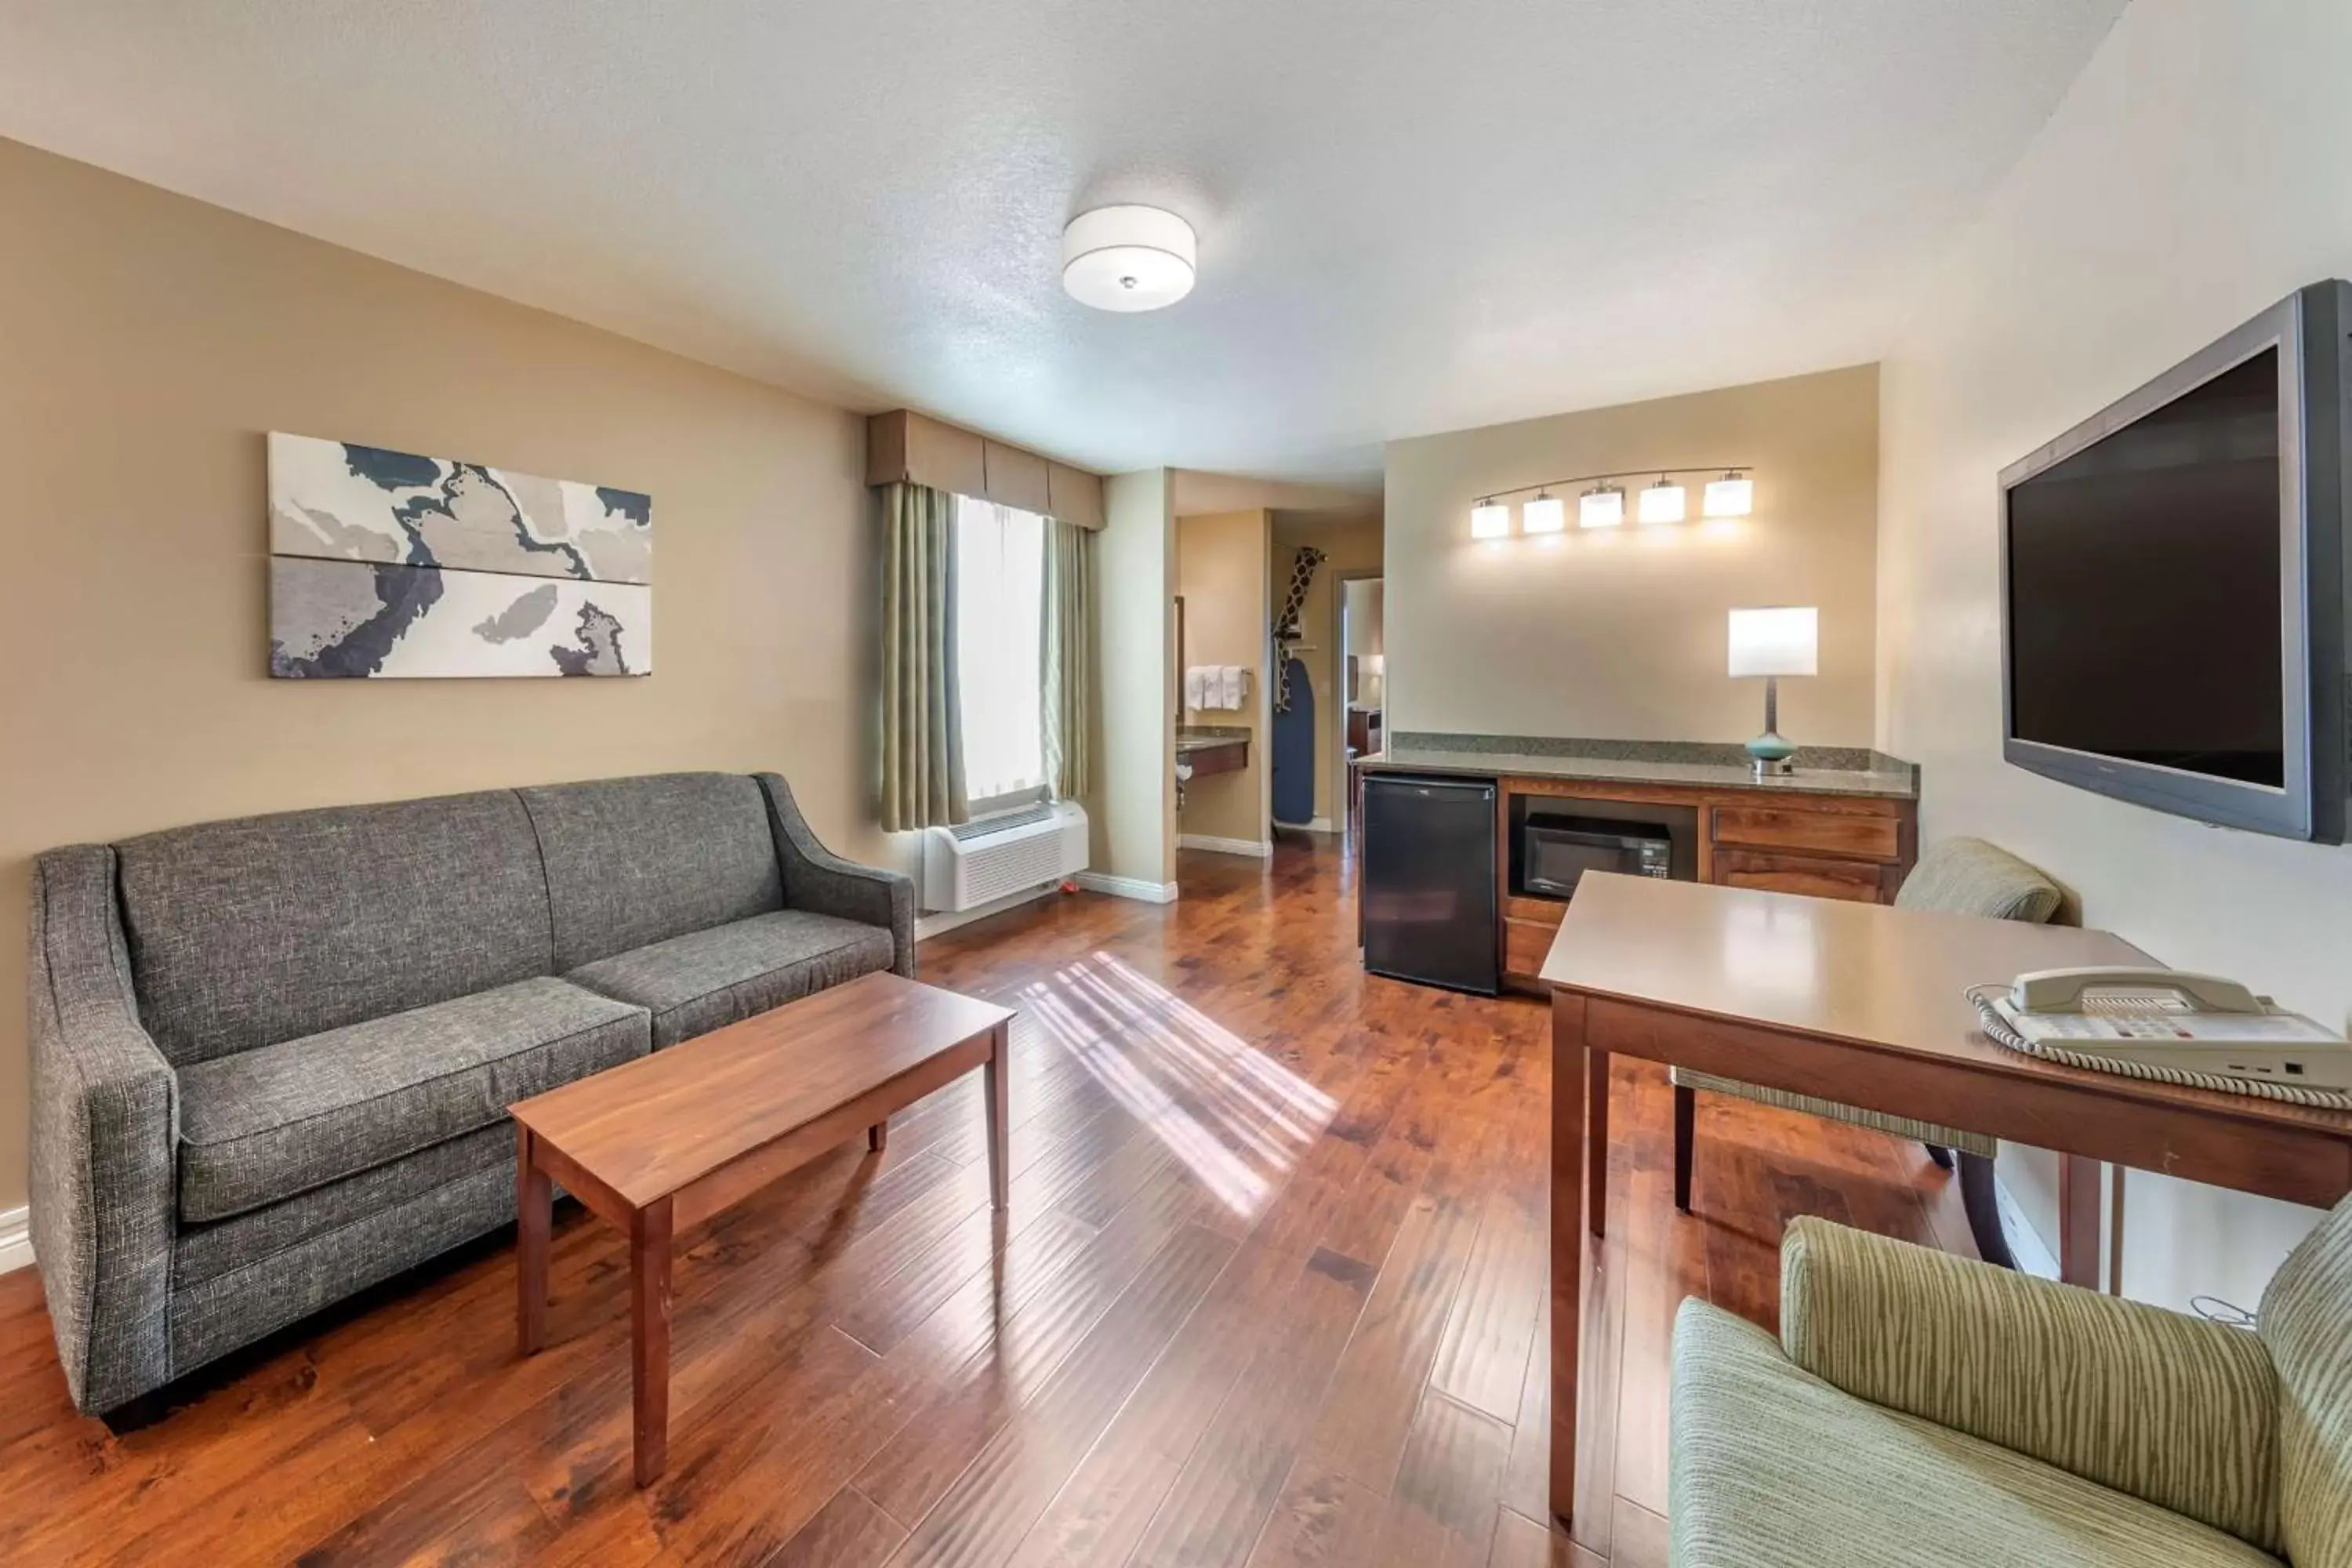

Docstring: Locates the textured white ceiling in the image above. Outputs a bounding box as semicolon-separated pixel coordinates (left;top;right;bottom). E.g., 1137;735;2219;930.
0;1;2125;487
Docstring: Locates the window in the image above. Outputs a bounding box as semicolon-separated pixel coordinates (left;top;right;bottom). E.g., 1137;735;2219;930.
954;493;1047;808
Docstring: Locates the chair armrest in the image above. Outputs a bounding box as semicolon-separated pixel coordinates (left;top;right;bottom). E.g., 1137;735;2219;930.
27;846;178;1414
1780;1217;2282;1553
754;773;916;978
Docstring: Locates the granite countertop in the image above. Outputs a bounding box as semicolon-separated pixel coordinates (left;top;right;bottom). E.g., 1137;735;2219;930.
1356;733;1918;800
1176;725;1250;755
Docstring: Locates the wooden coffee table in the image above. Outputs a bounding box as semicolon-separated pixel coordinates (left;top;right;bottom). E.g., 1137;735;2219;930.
509;971;1014;1486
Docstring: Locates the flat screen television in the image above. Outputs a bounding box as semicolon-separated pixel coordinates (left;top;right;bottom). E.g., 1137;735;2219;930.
1999;281;2350;843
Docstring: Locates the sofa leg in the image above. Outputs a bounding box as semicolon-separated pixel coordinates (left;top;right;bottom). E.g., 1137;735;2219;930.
1925;1143;1955;1171
1958;1152;2017;1271
1673;1084;1696;1214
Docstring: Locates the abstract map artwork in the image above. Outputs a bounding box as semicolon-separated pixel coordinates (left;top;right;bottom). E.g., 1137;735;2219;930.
267;432;652;678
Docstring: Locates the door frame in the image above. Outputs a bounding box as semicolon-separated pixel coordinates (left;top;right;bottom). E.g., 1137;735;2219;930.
1332;569;1383;836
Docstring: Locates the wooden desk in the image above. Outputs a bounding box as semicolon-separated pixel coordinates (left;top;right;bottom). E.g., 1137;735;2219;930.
1540;873;2352;1527
510;972;1013;1486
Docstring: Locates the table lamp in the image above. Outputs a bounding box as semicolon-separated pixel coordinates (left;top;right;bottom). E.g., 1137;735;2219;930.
1728;606;1817;779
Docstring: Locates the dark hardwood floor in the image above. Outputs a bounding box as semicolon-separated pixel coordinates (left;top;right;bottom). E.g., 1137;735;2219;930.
0;835;1973;1566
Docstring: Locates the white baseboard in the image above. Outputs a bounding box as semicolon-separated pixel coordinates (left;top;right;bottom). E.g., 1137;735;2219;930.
1994;1174;2061;1282
1305;816;1336;834
915;880;1064;941
1177;834;1271;858
1074;871;1179;904
0;1207;30;1276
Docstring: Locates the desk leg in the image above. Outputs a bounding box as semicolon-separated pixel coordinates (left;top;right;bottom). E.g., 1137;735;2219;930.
1588;1047;1610;1240
2060;1156;2103;1289
632;1197;674;1488
1549;989;1590;1528
516;1125;550;1356
868;1120;889;1154
984;1020;1011;1210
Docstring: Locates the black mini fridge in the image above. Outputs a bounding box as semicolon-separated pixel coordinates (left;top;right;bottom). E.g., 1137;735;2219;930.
1361;774;1499;994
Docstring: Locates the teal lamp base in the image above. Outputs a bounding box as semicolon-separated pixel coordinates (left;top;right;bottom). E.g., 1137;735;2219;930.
1745;731;1797;779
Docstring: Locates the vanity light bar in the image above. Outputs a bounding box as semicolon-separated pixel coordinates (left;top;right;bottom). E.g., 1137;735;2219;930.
1469;465;1754;538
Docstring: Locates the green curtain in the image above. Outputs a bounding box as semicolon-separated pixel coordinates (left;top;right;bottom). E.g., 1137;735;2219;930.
1041;516;1093;800
879;481;967;830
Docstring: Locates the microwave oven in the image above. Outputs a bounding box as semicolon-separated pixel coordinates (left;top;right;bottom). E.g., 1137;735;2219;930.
1521;815;1677;898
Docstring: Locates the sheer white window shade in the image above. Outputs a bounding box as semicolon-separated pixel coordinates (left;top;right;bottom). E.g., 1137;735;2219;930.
954;495;1049;808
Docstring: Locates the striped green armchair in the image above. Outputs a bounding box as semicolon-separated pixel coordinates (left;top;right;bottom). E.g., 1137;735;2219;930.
1671;1194;2352;1566
1672;836;2063;1268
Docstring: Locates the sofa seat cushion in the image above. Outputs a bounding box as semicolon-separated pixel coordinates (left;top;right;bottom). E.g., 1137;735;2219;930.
176;978;649;1223
174;1121;514;1290
1671;1301;2282;1568
567;909;895;1047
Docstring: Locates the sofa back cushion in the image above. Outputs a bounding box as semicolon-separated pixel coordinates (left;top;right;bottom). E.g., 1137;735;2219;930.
519;773;782;971
2263;1191;2352;1568
116;790;554;1065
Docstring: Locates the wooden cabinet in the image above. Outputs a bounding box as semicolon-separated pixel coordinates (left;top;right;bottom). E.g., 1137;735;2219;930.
1492;775;1915;989
1711;804;1900;861
1711;848;1890;904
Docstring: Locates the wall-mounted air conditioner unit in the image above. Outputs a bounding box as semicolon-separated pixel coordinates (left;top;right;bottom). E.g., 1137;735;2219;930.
922;800;1090;913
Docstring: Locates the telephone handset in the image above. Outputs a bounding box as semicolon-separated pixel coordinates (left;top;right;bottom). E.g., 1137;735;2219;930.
1977;965;2352;1096
2009;966;2261;1015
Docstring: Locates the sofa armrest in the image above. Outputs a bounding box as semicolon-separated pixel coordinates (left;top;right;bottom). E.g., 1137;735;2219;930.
1780;1217;2282;1553
754;773;916;978
27;846;179;1414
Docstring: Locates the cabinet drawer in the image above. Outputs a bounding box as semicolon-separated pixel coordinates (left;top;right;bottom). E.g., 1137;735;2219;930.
1711;848;1888;904
1711;805;1900;862
1504;916;1559;978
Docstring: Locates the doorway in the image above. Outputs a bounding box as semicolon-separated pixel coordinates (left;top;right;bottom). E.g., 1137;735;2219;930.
1336;573;1384;835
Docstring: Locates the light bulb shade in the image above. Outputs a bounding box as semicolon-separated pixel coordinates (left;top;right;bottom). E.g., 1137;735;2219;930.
1704;474;1755;517
1470;501;1512;539
1579;487;1624;528
1638;481;1686;524
1728;606;1819;677
1062;205;1197;311
1522;495;1566;533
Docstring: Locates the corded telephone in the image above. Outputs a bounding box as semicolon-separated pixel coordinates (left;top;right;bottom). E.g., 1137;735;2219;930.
1978;966;2352;1094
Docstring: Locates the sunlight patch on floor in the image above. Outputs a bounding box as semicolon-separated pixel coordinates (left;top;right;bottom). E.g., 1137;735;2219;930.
1020;952;1338;1218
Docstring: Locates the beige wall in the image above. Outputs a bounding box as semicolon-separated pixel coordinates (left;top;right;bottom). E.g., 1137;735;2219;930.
0;137;906;1214
1176;510;1272;848
1272;515;1381;828
1091;471;1178;891
1878;0;2352;1309
1385;366;1879;750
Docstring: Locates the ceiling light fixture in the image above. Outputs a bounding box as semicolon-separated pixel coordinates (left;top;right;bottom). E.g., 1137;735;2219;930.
1062;205;1197;312
1704;471;1755;518
1579;485;1625;529
1522;492;1566;534
1638;477;1687;525
1471;499;1512;539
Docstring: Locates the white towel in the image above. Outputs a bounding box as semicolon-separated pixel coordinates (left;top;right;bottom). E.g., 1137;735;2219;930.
1185;666;1209;711
1218;665;1248;709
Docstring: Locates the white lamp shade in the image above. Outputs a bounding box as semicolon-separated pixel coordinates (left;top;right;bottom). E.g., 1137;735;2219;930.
1062;205;1197;312
1704;475;1755;517
1638;481;1687;524
1579;487;1624;528
1728;606;1819;677
1522;495;1566;533
1470;500;1512;539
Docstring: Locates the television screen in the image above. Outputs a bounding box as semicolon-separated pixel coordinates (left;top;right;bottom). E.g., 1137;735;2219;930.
2005;348;2285;788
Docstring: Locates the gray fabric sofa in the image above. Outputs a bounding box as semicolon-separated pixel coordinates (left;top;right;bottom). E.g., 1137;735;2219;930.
29;771;913;1416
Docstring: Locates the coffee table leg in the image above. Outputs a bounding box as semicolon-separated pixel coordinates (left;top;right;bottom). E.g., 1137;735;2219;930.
868;1120;888;1153
985;1020;1010;1210
632;1196;674;1487
517;1125;550;1356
